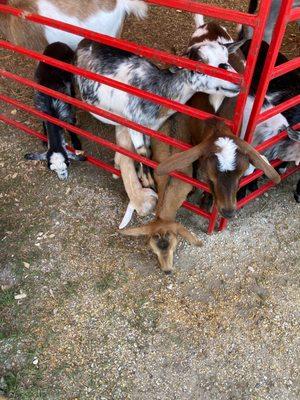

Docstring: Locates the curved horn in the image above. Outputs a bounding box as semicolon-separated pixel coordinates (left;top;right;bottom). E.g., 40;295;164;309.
119;203;135;229
156;143;206;176
234;137;281;184
224;39;247;54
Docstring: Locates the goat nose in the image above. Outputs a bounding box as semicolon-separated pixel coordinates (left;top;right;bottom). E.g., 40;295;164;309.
220;209;236;219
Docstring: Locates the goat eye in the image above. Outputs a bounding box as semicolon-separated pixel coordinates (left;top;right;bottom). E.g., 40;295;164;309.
218;63;229;70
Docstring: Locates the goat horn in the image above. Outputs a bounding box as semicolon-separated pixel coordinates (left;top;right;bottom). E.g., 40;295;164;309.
176;224;202;246
156;143;205;176
234;137;281;184
119;203;135;229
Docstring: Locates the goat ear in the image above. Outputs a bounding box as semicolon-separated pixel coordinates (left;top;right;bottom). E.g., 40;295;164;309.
287;127;300;142
194;14;204;27
156;144;205;176
224;39;247;54
176;224;202;246
120;223;154;236
234;137;281;184
185;46;203;62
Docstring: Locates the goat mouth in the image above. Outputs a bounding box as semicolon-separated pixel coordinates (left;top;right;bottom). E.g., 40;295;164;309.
221;87;239;95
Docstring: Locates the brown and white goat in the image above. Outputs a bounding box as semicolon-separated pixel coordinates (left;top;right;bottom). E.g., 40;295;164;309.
156;118;280;219
0;0;147;50
155;16;280;219
121;114;202;273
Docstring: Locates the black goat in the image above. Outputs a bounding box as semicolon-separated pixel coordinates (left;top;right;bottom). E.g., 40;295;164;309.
236;39;300;201
239;0;300;44
25;42;85;180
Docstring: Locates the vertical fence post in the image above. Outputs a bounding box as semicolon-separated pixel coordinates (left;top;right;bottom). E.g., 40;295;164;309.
231;0;273;135
243;0;295;143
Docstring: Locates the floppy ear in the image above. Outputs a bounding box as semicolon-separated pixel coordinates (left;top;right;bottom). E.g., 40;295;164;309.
120;223;154;236
234;137;281;184
156;143;206;176
176;224;202;246
287;127;300;142
224;39;247;54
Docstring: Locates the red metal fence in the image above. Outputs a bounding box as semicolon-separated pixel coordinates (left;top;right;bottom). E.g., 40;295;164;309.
0;0;299;233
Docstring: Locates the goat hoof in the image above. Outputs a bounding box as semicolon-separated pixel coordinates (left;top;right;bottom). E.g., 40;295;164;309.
24;153;36;160
138;164;155;189
164;270;173;275
294;192;300;203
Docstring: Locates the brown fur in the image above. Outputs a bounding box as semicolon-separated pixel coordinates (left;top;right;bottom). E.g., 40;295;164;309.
121;115;202;273
189;22;232;47
0;0;118;51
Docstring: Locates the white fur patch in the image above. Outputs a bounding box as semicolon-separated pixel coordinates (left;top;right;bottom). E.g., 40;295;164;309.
123;0;148;19
215;137;238;172
194;14;204;27
38;0;146;49
49;152;68;180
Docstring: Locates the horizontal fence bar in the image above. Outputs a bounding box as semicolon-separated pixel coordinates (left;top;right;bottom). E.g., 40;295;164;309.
0;112;211;220
257;95;300;124
1;68;292;191
218;163;300;231
271;57;300;79
289;7;300;21
0;40;230;126
0;91;212;192
146;0;257;25
0;4;241;83
0;68;196;152
237;165;300;209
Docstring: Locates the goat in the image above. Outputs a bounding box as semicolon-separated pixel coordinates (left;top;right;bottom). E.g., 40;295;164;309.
120;15;258;273
75;16;242;224
156;119;280;219
223;39;300;200
239;0;300;44
121;113;202;273
25;42;85;180
154;16;280;219
0;0;147;51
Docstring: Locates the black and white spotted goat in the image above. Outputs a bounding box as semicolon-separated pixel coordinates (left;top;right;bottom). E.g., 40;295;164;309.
75;31;240;168
25;42;85;180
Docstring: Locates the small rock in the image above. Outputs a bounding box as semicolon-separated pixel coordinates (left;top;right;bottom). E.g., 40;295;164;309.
14;290;27;300
23;262;30;269
32;357;39;366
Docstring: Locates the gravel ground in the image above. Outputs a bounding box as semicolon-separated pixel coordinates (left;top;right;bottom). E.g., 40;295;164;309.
0;1;300;399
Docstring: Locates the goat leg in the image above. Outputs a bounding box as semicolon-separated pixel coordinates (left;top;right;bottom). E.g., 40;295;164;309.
115;126;157;224
294;179;300;203
66;150;86;161
129;129;155;189
24;152;47;161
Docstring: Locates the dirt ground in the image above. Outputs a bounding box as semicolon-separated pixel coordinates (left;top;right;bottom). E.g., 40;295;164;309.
0;1;300;399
